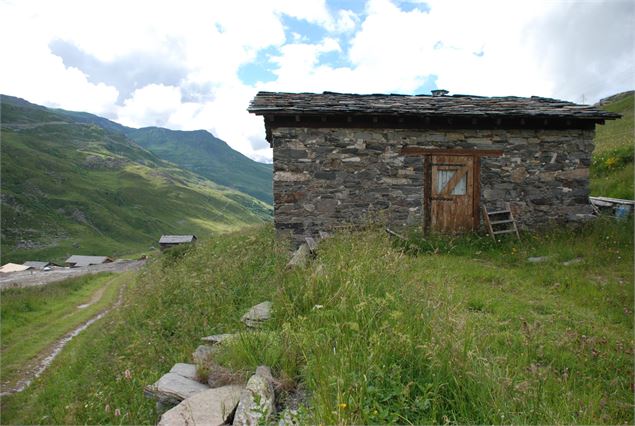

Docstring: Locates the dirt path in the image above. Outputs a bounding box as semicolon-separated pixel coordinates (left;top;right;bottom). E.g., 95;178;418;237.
77;283;108;309
0;278;128;397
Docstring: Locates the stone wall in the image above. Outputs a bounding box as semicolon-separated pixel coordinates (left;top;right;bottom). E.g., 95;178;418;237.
271;126;595;243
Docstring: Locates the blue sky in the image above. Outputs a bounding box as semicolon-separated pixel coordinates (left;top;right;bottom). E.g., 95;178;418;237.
1;0;633;162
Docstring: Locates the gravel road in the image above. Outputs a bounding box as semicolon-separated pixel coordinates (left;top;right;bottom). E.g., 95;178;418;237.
0;260;146;290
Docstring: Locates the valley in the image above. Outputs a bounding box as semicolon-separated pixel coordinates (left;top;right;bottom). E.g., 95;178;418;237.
1;95;272;264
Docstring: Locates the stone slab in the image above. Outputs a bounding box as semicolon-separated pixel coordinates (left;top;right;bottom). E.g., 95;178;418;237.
158;385;244;426
233;366;275;426
241;301;272;328
145;365;209;406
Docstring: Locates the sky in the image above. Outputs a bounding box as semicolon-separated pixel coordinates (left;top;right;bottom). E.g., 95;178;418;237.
1;0;633;163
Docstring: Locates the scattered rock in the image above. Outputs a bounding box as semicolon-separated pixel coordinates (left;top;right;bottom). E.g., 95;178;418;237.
201;333;236;345
144;363;209;407
158;385;244;426
562;258;583;266
241;302;272;328
286;243;310;268
192;345;216;365
233;366;276;426
527;256;550;263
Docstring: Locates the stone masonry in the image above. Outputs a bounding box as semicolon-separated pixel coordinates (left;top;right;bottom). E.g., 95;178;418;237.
272;126;596;243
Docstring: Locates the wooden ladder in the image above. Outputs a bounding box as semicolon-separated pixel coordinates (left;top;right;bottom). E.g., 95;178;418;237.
483;202;520;240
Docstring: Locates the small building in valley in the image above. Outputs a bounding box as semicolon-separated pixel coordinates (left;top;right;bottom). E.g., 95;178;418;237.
23;261;58;270
65;255;113;268
248;91;620;243
0;263;32;273
159;235;198;251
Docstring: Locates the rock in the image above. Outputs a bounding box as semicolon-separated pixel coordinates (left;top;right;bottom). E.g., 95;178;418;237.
241;302;272;328
169;363;199;380
144;363;209;406
233;366;275;426
562;258;583;266
287;243;310;268
192;345;216;365
201;333;236;345
158;385;244;426
527;256;550;263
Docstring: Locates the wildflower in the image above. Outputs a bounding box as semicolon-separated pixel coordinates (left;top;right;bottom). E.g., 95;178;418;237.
338;403;347;410
124;369;132;380
105;404;110;413
312;304;324;310
114;408;121;417
605;157;618;168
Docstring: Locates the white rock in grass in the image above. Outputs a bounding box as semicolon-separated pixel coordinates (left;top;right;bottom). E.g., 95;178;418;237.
241;301;272;328
527;256;550;263
158;385;243;426
233;366;275;426
201;333;237;345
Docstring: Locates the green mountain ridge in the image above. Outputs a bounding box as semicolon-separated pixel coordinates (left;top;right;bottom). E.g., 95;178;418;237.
6;96;274;204
1;95;272;264
125;127;273;204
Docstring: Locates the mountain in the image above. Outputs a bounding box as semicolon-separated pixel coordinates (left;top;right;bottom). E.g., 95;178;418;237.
1;95;272;264
125;127;273;204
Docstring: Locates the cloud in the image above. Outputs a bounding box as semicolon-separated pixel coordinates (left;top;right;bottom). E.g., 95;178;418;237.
1;0;632;164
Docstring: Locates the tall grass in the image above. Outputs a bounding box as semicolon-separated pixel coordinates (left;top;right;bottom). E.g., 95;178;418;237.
1;221;632;424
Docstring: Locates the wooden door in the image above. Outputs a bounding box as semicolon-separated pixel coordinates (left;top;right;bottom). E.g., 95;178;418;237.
427;155;477;233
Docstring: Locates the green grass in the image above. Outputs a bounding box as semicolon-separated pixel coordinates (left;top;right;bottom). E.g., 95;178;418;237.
1;97;271;264
0;273;127;392
1;221;632;425
591;91;634;199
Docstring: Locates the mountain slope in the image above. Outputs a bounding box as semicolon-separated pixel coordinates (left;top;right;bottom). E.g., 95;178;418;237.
125;127;273;204
1;95;271;263
591;91;634;199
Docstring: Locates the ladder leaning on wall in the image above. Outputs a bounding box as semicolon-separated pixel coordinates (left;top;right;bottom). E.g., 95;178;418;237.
482;202;520;240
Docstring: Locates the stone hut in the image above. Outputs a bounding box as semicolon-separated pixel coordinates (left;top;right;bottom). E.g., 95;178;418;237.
248;91;619;243
159;235;198;251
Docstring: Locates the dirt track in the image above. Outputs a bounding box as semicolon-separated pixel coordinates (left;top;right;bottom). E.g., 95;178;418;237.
0;260;145;290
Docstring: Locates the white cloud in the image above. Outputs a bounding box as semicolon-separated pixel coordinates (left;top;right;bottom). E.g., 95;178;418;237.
1;0;632;164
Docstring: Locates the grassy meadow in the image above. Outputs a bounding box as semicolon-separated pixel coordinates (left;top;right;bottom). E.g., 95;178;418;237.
0;273;130;394
1;220;632;425
590;91;634;199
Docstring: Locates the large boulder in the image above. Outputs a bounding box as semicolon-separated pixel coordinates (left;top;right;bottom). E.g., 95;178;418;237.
233;366;275;426
241;302;272;328
158;385;244;426
144;363;209;407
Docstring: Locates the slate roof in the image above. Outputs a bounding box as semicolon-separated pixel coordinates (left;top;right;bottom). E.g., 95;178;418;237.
23;261;51;269
159;235;197;244
65;255;112;267
248;91;621;122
